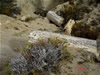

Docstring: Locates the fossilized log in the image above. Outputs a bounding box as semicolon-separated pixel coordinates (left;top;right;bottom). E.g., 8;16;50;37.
64;19;75;35
28;30;98;56
47;11;64;26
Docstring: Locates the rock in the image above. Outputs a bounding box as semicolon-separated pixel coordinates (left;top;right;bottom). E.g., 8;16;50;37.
16;0;65;17
21;16;26;21
64;19;75;35
54;2;70;13
47;11;64;26
34;0;64;11
21;15;33;22
44;17;49;23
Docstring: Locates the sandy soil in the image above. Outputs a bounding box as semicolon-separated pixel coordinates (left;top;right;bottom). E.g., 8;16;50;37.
0;14;100;75
0;15;59;74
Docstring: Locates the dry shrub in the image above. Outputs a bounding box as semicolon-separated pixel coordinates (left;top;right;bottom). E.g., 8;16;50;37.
10;37;72;75
72;22;99;40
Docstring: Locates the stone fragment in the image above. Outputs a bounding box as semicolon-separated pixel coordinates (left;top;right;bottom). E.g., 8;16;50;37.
64;19;75;35
21;15;33;22
47;11;64;26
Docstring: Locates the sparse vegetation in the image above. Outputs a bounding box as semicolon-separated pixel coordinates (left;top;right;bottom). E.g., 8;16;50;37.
84;72;88;75
13;30;27;37
9;37;72;75
80;51;96;63
4;61;13;75
58;3;91;24
72;22;99;39
1;0;100;75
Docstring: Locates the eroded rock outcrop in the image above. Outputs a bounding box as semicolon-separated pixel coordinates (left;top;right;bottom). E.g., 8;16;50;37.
16;0;65;18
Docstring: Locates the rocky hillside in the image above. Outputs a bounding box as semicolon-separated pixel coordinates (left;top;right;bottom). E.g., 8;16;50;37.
0;0;100;75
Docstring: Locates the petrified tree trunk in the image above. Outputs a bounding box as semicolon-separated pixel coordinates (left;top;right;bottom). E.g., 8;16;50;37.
28;30;97;56
64;19;75;35
47;11;64;26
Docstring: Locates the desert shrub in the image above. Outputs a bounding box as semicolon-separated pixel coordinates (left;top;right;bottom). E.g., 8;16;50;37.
34;9;48;17
9;37;71;75
57;2;91;25
0;0;21;15
72;22;99;40
62;4;82;22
